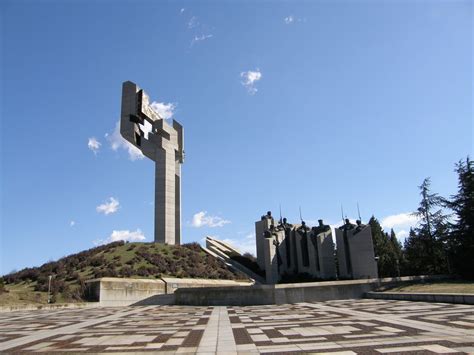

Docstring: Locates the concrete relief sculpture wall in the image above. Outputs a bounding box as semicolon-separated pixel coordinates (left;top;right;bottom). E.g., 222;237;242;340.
255;212;376;284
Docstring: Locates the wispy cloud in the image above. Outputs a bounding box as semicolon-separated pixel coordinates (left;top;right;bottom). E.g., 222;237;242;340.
87;137;101;154
188;16;199;29
240;69;262;95
96;197;120;215
284;15;305;25
183;11;214;48
191;34;213;46
150;101;176;120
284;15;295;24
94;229;145;245
106;121;144;161
191;211;231;228
70;220;75;227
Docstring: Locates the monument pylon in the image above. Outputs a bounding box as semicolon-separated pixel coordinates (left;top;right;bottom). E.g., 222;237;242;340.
120;81;184;245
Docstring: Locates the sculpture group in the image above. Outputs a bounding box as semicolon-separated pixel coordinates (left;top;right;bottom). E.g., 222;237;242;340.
255;212;378;284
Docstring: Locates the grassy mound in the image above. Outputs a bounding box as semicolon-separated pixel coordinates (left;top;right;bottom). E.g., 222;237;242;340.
0;241;248;305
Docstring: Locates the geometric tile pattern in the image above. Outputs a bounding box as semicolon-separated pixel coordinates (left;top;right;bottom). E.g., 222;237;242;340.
0;300;473;353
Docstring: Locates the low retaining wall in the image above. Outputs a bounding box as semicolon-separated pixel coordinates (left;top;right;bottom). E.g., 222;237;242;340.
174;275;449;306
86;277;166;306
162;277;252;294
85;277;253;306
366;291;474;305
0;302;100;313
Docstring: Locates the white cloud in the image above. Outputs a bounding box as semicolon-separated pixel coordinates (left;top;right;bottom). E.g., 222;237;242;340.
180;8;185;14
106;121;144;161
381;212;420;241
284;15;294;24
284;15;305;24
70;220;75;227
94;229;145;245
87;137;101;154
191;34;213;46
191;211;231;228
96;197;120;215
240;69;262;94
188;16;199;29
150;101;176;120
381;212;419;230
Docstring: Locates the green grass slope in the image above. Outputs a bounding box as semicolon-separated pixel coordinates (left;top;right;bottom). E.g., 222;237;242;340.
0;241;248;305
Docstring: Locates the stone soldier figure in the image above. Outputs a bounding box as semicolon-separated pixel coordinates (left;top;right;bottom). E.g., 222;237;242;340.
279;217;293;269
311;219;330;235
273;233;283;270
341;218;355;230
262;211;275;224
297;221;311;267
354;219;365;234
310;219;330;272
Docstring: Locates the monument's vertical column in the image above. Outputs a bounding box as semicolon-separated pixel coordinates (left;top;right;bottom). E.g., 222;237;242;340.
173;120;184;246
154;147;169;244
165;145;177;244
175;162;181;245
154;143;177;245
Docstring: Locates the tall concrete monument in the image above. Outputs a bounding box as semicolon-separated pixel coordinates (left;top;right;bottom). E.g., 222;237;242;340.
120;81;184;245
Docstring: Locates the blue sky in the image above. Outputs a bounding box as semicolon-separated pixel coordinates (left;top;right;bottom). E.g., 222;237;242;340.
1;0;472;275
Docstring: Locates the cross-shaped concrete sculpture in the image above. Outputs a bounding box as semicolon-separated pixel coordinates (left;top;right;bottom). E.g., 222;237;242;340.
120;81;184;245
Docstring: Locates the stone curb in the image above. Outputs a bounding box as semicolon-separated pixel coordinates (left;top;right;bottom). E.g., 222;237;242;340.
365;291;474;304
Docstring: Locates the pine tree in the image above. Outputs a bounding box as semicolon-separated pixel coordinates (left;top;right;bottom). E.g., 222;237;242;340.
369;216;399;277
389;229;403;276
406;178;449;274
403;228;426;274
444;157;474;279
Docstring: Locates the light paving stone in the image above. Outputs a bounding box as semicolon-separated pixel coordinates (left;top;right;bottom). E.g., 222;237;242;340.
420;344;459;353
454;346;474;353
297;342;342;351
376;346;423;353
23;342;55;351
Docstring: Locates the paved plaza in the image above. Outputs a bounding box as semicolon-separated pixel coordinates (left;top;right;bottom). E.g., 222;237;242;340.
0;299;473;353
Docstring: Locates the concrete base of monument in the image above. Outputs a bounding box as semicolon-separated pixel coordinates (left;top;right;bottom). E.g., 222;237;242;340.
174;275;449;306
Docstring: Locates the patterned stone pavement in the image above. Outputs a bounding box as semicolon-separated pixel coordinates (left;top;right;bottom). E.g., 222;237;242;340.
0;299;473;353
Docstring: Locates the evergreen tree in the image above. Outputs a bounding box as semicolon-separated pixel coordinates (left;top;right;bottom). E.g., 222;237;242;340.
403;228;427;275
405;178;449;274
444;157;474;279
389;229;403;276
369;216;400;277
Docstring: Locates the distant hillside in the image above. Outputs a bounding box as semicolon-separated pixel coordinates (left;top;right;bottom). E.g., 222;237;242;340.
0;241;248;305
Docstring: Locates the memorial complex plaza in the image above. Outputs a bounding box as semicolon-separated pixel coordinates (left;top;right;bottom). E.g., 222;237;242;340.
2;2;473;354
1;299;474;353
